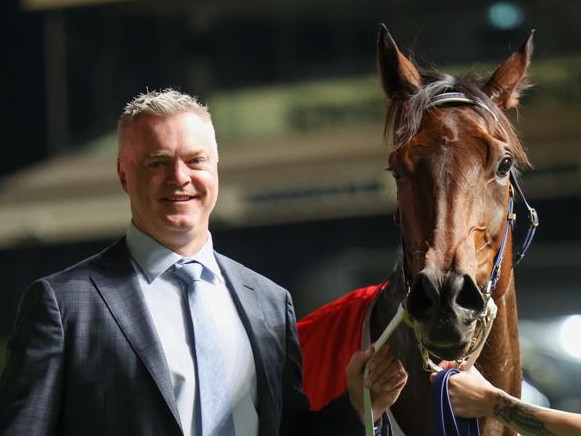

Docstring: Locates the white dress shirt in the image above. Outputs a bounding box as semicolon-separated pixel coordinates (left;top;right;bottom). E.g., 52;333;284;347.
126;224;258;436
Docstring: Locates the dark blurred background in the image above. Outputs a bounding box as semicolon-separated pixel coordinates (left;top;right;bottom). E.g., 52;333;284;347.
1;0;580;413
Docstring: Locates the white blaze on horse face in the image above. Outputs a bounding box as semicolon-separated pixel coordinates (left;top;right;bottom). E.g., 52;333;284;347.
400;114;502;281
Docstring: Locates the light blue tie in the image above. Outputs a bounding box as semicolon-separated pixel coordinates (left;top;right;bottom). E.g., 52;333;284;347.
173;260;235;436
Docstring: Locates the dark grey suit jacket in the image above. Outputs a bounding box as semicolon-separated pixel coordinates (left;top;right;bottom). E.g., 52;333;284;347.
0;238;364;435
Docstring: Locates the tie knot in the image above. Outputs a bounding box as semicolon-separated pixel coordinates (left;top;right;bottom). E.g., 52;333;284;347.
173;260;204;285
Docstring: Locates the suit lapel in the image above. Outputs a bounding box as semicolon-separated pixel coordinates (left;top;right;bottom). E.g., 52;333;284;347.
92;239;182;429
215;253;278;434
215;253;268;350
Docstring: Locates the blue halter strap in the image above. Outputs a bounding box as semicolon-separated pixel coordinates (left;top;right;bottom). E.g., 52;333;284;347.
430;368;480;436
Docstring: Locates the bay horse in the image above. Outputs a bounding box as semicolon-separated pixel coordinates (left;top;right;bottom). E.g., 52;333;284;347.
298;24;538;435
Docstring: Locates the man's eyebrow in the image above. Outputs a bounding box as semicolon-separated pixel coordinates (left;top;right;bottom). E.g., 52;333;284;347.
146;151;171;158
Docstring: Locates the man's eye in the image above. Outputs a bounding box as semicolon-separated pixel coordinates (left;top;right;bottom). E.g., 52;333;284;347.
190;157;207;165
147;161;166;168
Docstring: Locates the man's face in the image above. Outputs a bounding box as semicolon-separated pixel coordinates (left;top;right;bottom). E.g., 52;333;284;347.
117;111;219;253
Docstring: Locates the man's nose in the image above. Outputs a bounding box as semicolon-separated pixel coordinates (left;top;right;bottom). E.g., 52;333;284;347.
167;161;190;186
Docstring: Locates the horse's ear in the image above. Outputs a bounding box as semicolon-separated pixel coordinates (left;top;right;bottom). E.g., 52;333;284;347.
483;30;535;110
376;23;422;101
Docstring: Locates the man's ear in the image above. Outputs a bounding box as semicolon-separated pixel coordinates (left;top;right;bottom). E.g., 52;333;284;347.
117;159;128;193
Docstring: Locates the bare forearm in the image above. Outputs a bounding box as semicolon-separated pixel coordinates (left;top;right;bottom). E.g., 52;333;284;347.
491;391;581;436
436;361;581;436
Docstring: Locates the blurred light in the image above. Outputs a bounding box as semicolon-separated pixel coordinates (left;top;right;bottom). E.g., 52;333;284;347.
559;315;581;359
487;2;524;30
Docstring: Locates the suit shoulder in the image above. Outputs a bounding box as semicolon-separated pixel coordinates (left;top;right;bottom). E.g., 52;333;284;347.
38;238;127;285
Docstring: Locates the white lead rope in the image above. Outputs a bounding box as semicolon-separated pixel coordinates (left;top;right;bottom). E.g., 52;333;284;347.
364;304;406;436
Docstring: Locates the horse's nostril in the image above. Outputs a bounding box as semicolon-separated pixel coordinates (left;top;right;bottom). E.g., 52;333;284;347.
456;274;486;313
407;272;438;320
406;272;486;320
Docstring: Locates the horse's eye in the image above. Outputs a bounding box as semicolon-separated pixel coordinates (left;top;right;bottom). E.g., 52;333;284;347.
386;167;401;180
496;156;512;177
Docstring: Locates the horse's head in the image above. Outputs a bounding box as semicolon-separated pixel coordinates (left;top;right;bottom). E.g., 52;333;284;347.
377;24;535;364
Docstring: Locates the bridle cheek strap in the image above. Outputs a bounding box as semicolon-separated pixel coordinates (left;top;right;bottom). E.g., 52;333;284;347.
510;170;539;265
485;169;539;296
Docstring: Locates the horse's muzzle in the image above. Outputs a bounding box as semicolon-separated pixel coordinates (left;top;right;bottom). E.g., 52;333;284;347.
404;270;487;358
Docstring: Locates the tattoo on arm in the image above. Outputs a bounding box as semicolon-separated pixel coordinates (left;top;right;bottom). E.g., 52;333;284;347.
492;392;555;436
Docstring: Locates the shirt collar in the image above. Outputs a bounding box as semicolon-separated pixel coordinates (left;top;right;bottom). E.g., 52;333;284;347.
126;223;221;284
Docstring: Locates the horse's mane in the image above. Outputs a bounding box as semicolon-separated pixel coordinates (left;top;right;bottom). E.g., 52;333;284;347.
385;69;532;170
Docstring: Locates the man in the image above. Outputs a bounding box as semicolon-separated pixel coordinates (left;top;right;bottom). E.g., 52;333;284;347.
0;88;407;435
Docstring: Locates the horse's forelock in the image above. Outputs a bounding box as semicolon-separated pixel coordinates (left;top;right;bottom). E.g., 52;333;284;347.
386;70;530;168
386;72;458;149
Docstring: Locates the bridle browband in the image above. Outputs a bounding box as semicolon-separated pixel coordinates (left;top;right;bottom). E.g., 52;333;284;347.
426;91;500;123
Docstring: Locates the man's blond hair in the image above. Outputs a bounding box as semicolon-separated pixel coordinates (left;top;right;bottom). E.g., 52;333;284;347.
117;88;218;160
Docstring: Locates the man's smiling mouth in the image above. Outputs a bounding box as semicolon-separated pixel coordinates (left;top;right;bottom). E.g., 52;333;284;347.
165;195;195;202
